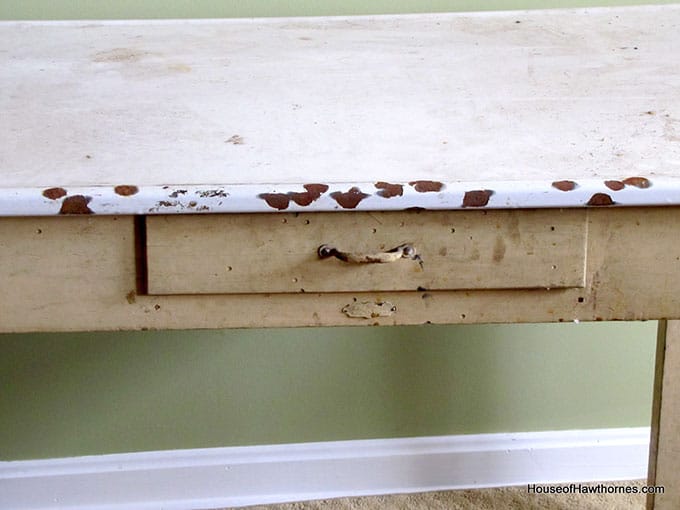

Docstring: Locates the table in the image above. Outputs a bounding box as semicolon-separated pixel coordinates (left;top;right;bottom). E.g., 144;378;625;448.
1;5;679;508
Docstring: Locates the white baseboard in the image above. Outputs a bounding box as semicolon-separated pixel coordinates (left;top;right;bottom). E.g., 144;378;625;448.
0;427;650;510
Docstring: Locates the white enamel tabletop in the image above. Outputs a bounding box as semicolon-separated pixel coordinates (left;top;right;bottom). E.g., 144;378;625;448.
1;5;680;215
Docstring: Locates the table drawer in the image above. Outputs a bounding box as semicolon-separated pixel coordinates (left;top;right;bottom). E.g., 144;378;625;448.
145;210;587;295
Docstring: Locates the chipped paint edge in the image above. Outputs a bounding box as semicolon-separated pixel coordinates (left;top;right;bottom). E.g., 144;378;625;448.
0;178;677;216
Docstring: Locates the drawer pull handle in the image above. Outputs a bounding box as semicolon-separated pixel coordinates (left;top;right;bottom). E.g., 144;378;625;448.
317;243;423;268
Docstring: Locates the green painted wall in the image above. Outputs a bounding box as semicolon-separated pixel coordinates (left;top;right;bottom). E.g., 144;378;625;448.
0;1;662;460
0;324;657;459
1;0;678;19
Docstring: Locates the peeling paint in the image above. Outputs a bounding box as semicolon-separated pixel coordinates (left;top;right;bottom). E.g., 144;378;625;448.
604;180;625;191
258;184;328;210
462;190;494;207
375;181;404;198
342;300;396;319
587;193;615;206
157;200;179;207
43;187;67;200
409;180;444;192
258;193;290;210
59;195;93;214
114;185;139;196
197;189;228;198
319;243;421;266
289;183;329;206
4;177;679;216
330;187;370;209
552;180;577;191
622;176;651;188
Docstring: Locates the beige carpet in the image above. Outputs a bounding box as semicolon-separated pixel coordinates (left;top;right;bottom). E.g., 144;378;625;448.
236;480;646;509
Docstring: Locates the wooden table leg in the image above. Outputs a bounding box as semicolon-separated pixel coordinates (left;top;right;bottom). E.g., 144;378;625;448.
648;320;680;509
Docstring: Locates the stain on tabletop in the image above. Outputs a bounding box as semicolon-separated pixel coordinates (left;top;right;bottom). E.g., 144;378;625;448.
167;63;192;73
226;135;244;145
92;48;146;63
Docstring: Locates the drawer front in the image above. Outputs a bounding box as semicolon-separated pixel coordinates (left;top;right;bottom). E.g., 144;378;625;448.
146;210;587;295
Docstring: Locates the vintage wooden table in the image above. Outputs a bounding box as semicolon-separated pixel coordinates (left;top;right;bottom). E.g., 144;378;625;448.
1;5;679;508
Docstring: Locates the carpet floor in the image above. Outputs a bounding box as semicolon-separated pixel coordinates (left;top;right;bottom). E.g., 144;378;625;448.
236;480;646;509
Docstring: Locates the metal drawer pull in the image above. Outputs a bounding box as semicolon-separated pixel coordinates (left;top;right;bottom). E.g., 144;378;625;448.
317;243;423;267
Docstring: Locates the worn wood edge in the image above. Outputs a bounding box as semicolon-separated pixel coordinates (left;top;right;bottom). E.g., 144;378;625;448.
647;320;667;509
0;289;661;334
647;320;680;510
0;179;675;216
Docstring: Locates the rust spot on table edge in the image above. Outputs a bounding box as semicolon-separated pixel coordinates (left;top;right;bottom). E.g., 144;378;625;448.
259;184;329;210
43;187;67;200
289;184;329;206
587;193;615;206
59;195;94;214
462;190;494;207
409;180;444;193
375;182;404;198
258;193;291;210
604;180;625;191
330;187;370;209
551;180;577;192
622;176;651;188
114;185;139;196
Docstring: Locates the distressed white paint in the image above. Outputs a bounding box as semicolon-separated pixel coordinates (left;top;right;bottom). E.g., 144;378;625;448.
1;6;680;215
0;178;676;215
0;428;649;510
